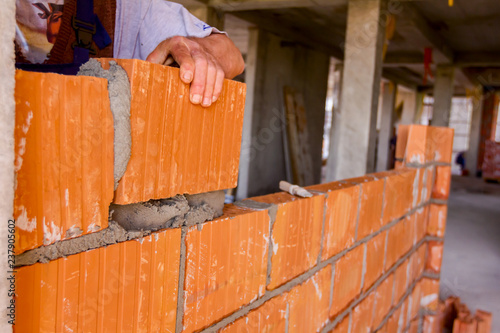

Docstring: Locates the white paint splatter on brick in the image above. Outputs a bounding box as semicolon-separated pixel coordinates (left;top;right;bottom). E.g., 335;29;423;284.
43;218;62;245
16;206;37;232
311;276;322;300
14;137;26;172
86;223;100;233
421;294;438;307
65;189;69;207
410;154;423;164
271;234;279;255
22;111;33;134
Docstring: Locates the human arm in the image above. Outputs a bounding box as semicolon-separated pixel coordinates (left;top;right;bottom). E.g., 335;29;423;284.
146;33;245;107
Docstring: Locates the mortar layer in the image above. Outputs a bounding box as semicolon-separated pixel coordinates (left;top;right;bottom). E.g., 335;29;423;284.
16;190;226;266
77;59;132;190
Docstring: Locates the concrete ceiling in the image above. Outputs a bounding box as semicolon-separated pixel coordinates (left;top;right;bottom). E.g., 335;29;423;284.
179;0;500;92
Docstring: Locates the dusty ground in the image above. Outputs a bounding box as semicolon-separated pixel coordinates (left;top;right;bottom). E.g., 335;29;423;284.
440;176;500;331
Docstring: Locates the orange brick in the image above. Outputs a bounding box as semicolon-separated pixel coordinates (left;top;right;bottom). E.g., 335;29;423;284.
401;297;410;330
356;179;384;239
397;125;454;165
423;314;439;333
220;295;287;333
288;265;332;333
404;125;429;164
330;314;350;333
428;204;447;237
432;166;452;200
14;70;113;254
98;59;246;204
382;169;417;224
307;182;359;259
364;232;386;291
183;206;270;332
415;206;429;242
420;278;440;310
424;166;435;202
385;219;412;270
428;126;454;164
373;274;394;327
351;293;375;333
417;167;433;205
385;305;402;332
426;241;444;274
395;160;405;169
409;244;426;283
408;318;420;333
251;192;324;289
395;125;410;160
415;168;426;205
476;310;492;333
408;213;418;247
15;229;181;333
394;260;409;304
409;282;422;320
331;245;365;316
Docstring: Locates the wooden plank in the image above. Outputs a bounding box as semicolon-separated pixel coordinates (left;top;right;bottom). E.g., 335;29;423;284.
283;86;314;186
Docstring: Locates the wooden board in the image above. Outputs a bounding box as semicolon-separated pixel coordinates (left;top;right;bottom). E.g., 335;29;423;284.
283;86;314;186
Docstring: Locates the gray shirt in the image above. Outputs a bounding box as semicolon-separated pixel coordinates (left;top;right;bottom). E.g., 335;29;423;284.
16;0;220;63
114;0;220;60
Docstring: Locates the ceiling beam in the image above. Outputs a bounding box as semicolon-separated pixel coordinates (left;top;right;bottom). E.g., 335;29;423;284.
384;51;500;68
382;68;420;90
454;53;500;67
397;3;454;63
233;11;344;59
208;0;345;12
384;52;423;67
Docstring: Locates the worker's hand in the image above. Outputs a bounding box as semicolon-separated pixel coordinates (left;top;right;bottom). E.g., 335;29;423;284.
146;36;225;108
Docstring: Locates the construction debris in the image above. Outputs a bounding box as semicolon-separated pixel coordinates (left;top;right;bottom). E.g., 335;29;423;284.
426;296;492;333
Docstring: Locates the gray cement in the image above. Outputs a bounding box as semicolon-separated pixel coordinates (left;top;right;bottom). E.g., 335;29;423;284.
0;0;16;330
15;221;149;266
77;59;132;190
111;190;225;231
440;176;500;331
17;190;225;266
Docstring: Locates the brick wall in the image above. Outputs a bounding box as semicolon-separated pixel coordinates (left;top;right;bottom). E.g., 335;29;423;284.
13;60;246;254
14;123;453;333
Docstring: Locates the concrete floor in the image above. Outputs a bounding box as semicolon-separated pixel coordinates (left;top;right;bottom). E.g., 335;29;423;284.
440;176;500;331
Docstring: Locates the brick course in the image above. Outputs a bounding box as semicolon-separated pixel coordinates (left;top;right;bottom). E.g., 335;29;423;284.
14;125;453;333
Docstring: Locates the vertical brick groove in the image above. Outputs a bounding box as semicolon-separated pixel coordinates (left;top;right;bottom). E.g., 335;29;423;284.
175;227;187;333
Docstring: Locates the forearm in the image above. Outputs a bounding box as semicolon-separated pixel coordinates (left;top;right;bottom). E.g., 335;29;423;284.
191;34;245;79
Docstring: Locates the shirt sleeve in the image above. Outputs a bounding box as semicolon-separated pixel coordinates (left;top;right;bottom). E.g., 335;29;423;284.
114;0;224;60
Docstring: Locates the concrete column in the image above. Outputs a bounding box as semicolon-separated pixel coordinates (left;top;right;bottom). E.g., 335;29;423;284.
326;0;387;181
235;28;259;200
376;82;397;172
325;63;343;182
398;88;417;125
432;65;455;127
466;87;483;177
0;0;16;331
478;91;499;173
